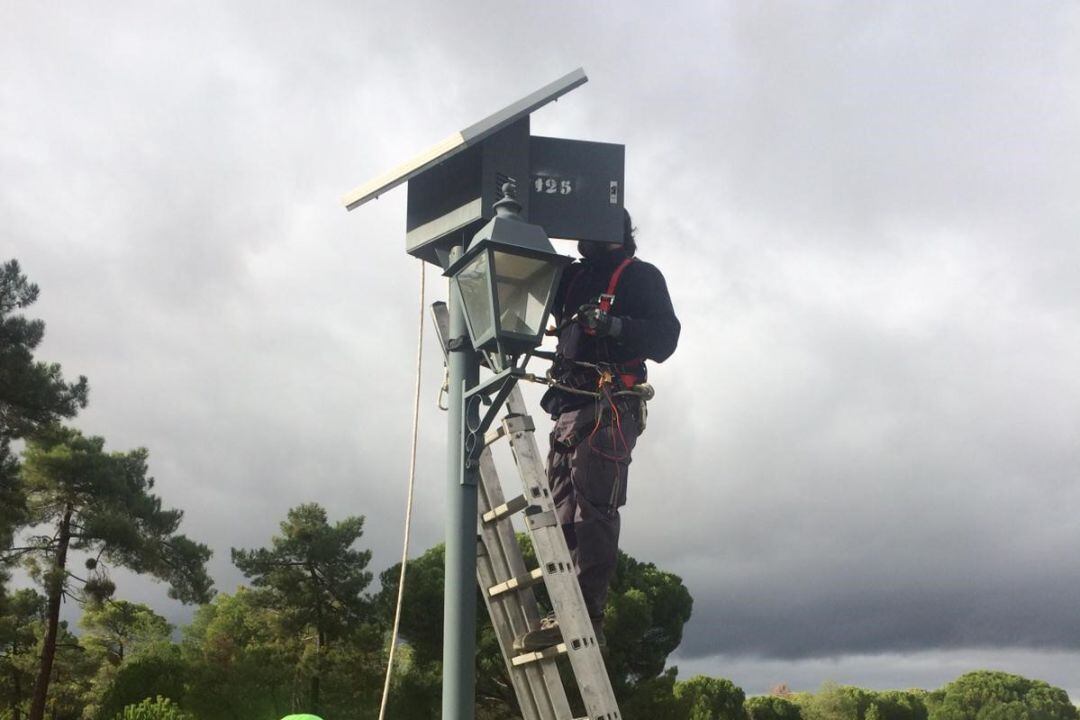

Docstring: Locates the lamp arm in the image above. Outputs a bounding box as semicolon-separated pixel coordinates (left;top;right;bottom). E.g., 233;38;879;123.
462;369;523;468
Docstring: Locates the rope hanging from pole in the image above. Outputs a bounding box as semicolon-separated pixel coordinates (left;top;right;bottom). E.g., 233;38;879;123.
377;260;425;720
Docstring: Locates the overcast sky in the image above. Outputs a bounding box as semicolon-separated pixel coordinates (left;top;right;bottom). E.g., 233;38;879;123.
4;0;1079;701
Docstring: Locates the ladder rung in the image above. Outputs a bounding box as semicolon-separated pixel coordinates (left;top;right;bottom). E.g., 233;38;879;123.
482;494;528;524
503;413;536;435
483;424;507;447
488;567;545;597
511;642;568;666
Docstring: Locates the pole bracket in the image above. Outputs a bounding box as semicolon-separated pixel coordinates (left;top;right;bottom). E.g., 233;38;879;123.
462;368;526;474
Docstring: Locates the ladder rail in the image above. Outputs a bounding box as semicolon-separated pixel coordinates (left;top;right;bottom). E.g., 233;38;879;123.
476;539;548;720
503;386;622;720
473;383;622;720
477;447;573;720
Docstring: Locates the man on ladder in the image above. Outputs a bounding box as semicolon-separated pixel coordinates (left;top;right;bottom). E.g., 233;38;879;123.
516;209;681;651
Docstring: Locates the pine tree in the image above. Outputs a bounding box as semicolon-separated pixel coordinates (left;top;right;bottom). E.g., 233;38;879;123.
0;259;88;553
18;426;213;720
231;503;372;715
0;588;46;718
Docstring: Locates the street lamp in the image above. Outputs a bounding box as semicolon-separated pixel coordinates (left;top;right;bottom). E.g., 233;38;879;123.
341;68;624;720
445;183;571;373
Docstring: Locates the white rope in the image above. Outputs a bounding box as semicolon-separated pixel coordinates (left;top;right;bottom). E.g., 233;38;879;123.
378;259;425;720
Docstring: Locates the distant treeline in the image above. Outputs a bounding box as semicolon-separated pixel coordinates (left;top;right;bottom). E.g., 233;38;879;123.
3;528;1077;720
2;543;1076;720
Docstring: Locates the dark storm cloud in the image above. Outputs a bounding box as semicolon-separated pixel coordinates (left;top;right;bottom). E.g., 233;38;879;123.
627;232;1080;659
4;0;1080;695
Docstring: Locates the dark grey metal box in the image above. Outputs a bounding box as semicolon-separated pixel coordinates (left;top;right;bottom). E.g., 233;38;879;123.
528;136;624;244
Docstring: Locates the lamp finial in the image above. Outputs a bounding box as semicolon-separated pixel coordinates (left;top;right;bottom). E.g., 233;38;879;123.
494;180;523;217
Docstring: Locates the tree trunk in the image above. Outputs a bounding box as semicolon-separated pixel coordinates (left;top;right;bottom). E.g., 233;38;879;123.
308;563;323;715
12;632;23;720
12;668;22;720
28;506;72;720
310;629;322;715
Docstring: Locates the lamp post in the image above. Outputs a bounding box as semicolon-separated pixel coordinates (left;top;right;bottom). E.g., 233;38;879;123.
441;239;481;720
441;182;569;720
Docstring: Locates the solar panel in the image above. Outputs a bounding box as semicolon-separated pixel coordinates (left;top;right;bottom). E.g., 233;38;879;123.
341;68;587;212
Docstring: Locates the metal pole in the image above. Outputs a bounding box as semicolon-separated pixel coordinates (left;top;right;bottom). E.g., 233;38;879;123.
443;242;480;720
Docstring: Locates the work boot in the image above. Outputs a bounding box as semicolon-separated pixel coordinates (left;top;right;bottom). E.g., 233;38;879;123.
514;613;607;652
515;612;560;652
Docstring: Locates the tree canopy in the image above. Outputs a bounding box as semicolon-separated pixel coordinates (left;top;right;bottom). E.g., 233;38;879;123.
0;259;88;552
231;503;372;637
81;601;173;667
231;503;374;715
929;670;1078;720
17;427;213;720
746;694;804;720
674;675;747;720
0;587;46;715
797;683;933;720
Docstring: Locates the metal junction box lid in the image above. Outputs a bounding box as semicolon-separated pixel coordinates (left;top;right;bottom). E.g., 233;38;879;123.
528;136;624;245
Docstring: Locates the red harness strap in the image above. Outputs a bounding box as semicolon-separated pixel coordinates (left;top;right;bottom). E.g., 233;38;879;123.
599;258;643;389
598;257;635;313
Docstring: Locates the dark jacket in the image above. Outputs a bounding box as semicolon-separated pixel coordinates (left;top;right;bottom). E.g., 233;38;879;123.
541;248;680;415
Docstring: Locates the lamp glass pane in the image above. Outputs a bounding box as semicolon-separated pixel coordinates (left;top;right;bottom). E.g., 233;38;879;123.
456;252;495;343
493;251;559;338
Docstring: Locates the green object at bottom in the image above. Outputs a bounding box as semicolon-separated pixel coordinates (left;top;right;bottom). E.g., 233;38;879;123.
280;715;323;720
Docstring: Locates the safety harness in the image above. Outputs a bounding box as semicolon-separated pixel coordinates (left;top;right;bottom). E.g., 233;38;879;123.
562;256;644;390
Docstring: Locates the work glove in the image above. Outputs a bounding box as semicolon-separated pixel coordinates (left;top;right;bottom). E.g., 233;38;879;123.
576;303;623;338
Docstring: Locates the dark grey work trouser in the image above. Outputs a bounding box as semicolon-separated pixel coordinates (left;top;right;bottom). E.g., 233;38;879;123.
547;399;640;620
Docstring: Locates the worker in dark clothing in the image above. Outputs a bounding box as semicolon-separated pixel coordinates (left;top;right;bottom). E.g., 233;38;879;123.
516;210;680;651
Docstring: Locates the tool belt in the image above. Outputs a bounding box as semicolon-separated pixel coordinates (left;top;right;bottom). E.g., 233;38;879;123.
546;356;654;433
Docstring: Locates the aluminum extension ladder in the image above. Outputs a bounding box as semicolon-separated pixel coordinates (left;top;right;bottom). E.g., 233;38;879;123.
475;385;621;720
